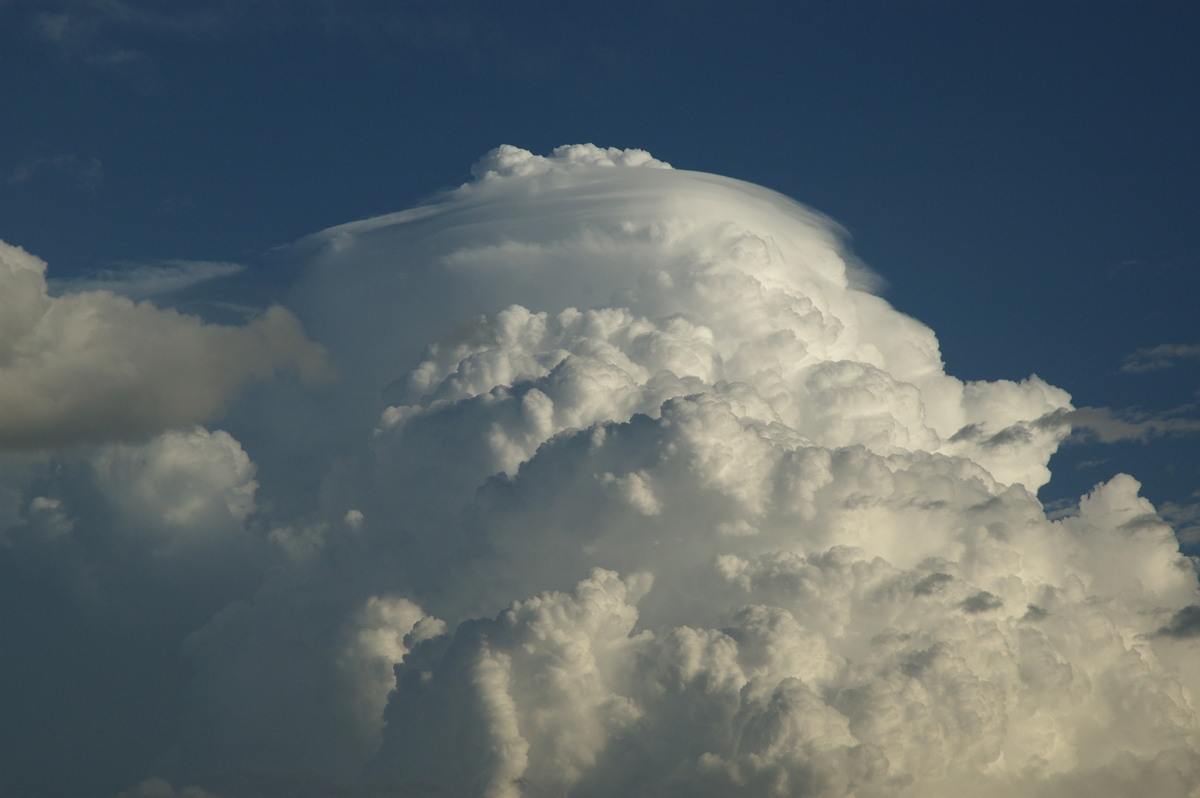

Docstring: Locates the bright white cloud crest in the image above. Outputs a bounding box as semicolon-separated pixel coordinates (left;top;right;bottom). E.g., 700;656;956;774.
3;145;1198;797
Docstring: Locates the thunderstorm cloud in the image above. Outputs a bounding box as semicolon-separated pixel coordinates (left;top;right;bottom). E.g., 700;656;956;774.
2;145;1198;798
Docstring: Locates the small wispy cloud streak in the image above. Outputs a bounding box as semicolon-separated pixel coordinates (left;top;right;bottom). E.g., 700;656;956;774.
49;258;245;299
1122;343;1200;373
8;154;104;192
1035;405;1200;444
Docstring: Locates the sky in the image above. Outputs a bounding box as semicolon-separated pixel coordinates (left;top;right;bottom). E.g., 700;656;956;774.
2;2;1200;797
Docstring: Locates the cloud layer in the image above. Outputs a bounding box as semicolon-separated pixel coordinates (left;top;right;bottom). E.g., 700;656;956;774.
2;145;1197;798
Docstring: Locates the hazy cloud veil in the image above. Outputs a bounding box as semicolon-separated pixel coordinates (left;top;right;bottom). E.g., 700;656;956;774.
5;145;1199;797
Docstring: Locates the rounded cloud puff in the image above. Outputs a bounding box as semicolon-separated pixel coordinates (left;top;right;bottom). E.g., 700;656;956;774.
0;240;331;449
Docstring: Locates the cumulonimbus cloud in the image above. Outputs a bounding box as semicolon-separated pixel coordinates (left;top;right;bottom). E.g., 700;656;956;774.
4;145;1198;798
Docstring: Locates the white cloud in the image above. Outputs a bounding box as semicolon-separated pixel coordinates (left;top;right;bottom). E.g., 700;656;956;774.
295;144;1070;490
5;145;1199;797
90;426;258;557
0;239;331;449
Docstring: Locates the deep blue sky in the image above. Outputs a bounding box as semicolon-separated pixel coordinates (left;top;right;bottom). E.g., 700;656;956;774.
3;0;1198;526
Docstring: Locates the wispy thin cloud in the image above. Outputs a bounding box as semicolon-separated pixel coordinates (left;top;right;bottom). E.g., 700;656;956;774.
21;0;495;53
1161;497;1200;546
49;259;245;299
1122;342;1200;373
1036;404;1200;444
16;0;530;86
26;2;152;79
8;154;104;192
29;0;234;44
